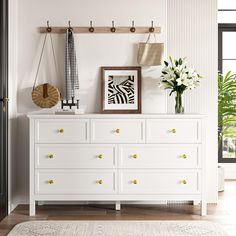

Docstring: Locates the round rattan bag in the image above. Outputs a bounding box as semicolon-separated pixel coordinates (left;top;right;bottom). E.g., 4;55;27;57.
32;83;60;108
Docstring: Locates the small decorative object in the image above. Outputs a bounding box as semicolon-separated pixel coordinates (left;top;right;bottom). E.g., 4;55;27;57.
161;57;202;114
101;67;142;113
32;21;60;108
60;97;79;110
137;33;164;66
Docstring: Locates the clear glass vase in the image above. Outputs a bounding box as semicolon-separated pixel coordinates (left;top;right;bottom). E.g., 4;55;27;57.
175;91;184;114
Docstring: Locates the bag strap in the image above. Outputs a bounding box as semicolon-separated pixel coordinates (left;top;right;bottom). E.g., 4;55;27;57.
145;33;157;43
32;32;58;92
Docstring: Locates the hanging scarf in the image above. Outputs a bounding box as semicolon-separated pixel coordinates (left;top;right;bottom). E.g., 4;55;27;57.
65;29;79;99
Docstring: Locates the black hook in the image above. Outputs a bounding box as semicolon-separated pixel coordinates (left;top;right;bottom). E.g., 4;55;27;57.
89;20;95;33
46;20;52;33
130;20;136;33
149;20;155;33
110;20;116;33
68;21;73;32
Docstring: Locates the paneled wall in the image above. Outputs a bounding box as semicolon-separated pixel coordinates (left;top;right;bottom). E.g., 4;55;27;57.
167;0;218;202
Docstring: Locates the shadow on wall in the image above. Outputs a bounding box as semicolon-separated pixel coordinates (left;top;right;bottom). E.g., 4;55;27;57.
8;117;19;208
16;115;30;203
17;87;39;113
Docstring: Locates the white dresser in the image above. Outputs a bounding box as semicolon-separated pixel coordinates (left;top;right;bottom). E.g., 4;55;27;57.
28;114;207;216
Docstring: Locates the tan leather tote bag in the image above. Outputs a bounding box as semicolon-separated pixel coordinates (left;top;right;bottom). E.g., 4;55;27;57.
137;33;164;66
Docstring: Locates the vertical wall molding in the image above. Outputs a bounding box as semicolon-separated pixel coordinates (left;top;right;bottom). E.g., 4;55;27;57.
167;0;218;203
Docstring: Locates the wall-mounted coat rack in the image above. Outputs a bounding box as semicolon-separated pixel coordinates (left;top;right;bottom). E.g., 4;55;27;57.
40;21;161;34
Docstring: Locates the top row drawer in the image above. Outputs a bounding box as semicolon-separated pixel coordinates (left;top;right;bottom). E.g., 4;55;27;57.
34;118;201;144
35;119;89;143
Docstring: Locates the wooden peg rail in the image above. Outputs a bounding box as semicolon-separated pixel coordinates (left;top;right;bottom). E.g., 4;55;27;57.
39;26;161;34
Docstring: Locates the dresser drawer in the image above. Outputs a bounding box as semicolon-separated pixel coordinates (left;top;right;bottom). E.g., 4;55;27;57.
120;170;200;194
35;119;89;143
146;119;201;143
35;170;116;194
91;119;145;143
35;144;117;169
119;144;201;168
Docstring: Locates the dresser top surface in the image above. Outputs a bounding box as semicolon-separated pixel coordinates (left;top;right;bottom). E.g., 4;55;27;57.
28;112;207;119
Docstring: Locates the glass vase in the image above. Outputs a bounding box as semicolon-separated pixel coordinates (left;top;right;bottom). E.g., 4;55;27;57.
175;91;184;114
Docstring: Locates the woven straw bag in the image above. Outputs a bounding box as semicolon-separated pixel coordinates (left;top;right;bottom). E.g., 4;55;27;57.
32;32;60;108
137;33;164;66
32;83;60;108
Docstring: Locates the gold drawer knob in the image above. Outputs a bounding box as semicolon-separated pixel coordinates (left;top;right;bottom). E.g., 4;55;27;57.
132;179;138;185
180;154;187;159
115;128;120;134
98;154;104;159
170;128;176;134
48;154;54;159
132;154;138;159
58;128;64;133
97;179;103;185
181;179;187;185
48;180;54;184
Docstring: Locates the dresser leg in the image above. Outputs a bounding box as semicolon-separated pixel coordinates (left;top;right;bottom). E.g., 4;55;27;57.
193;200;200;205
201;200;207;216
115;201;121;211
30;200;36;216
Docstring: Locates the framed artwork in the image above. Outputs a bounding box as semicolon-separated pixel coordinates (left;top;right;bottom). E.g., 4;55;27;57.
101;66;142;113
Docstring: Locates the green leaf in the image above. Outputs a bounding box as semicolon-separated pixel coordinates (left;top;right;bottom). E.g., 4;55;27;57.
164;61;168;67
179;58;182;65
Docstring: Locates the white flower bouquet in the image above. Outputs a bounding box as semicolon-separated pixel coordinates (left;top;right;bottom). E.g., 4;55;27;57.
161;57;202;113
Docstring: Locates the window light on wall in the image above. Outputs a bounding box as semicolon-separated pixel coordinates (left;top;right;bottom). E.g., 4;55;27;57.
218;0;236;23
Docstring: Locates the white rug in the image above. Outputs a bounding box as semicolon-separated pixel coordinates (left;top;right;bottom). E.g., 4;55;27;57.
8;221;228;236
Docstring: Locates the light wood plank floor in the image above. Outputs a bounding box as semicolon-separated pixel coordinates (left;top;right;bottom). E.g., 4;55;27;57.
0;181;235;236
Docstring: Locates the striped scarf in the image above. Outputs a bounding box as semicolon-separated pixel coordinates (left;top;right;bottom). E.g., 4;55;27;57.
65;29;79;99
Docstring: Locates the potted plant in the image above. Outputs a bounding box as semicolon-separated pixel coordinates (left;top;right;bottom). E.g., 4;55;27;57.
218;72;236;159
161;57;202;113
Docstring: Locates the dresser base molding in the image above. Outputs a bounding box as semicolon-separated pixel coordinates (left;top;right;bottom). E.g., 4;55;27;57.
30;199;207;216
28;114;207;216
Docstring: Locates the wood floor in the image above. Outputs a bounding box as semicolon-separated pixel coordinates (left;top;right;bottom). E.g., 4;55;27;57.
0;181;236;236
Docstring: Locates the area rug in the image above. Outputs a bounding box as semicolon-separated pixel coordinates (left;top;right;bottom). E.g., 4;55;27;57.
8;221;227;236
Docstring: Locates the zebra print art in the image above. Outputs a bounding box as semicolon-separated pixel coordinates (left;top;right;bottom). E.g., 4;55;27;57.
108;75;135;104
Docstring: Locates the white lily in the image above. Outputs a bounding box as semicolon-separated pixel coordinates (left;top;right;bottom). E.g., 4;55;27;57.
160;57;202;92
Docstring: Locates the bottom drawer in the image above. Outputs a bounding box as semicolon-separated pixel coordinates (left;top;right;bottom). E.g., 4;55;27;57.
120;170;201;194
35;170;116;194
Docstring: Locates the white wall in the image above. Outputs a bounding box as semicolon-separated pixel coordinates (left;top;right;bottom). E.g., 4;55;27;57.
167;0;218;203
17;0;167;114
221;163;236;179
9;0;218;206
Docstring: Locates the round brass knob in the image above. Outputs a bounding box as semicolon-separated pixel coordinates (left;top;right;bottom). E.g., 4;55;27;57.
48;154;54;159
115;128;120;134
180;154;187;159
133;179;138;185
171;128;176;134
98;154;104;159
132;154;138;159
59;128;64;133
97;179;103;185
181;179;187;185
48;180;54;184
